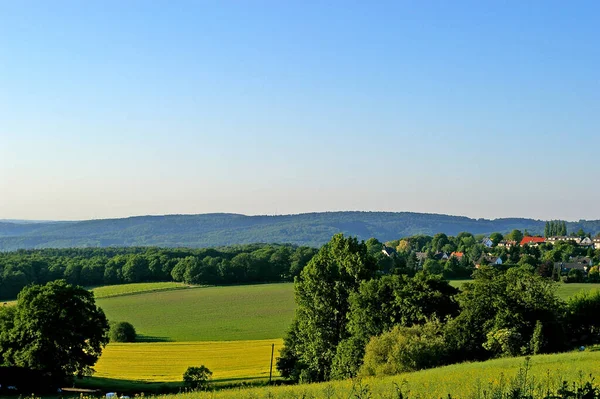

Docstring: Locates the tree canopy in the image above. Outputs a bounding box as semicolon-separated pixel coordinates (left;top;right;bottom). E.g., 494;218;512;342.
0;280;109;384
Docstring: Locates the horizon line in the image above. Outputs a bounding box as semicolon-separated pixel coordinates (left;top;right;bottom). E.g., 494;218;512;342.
1;210;597;224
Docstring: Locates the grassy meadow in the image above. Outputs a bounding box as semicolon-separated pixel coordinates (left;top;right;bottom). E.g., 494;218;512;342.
97;283;295;342
91;282;190;299
449;279;600;300
151;351;600;399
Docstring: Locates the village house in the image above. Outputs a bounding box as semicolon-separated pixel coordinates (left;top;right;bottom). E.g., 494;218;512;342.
381;246;397;257
497;240;517;248
554;256;594;273
450;251;464;261
436;252;450;261
475;255;502;268
482;237;493;248
546;236;580;244
594;237;600;250
578;237;594;248
520;236;546;247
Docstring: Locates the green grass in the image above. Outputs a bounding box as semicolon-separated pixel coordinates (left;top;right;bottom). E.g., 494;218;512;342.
97;283;295;341
151;350;600;399
450;279;600;300
91;282;191;299
554;283;600;299
93;339;283;382
96;281;600;343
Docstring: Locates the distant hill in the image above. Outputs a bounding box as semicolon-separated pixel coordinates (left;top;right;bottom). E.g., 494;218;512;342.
0;212;599;251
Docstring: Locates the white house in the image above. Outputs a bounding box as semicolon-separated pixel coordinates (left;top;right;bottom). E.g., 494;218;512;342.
482;237;493;248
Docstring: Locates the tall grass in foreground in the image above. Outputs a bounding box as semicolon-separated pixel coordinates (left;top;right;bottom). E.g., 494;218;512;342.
153;351;600;399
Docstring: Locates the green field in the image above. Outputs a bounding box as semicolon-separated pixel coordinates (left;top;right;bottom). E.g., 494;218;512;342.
449;279;600;300
97;281;600;343
152;351;600;399
97;283;296;342
69;281;600;391
92;282;190;299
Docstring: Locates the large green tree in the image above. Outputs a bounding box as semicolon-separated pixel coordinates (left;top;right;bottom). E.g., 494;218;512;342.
444;266;565;361
277;234;377;382
349;273;458;341
0;280;109;384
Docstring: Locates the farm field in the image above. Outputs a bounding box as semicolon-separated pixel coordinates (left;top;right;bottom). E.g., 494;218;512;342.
154;350;600;399
97;283;295;341
94;339;283;382
92;282;191;299
96;281;600;343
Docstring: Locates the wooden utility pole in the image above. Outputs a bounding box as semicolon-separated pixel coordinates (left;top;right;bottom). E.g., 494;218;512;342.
269;343;275;383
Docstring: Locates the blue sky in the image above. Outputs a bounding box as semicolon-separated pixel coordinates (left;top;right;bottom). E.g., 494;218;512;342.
1;1;598;221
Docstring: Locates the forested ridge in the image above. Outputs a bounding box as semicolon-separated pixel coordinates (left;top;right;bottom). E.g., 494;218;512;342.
2;212;600;251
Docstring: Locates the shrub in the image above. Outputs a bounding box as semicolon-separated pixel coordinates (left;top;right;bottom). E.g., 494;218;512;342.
567;268;585;283
360;320;447;377
330;336;365;380
183;365;212;390
482;327;524;357
566;289;600;345
109;321;136;343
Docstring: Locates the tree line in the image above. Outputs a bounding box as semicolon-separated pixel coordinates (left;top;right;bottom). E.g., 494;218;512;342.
3;227;600;300
277;234;600;383
0;244;317;300
544;220;568;237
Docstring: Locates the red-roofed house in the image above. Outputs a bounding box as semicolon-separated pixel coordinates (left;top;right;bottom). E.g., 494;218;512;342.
520;236;546;247
450;251;464;260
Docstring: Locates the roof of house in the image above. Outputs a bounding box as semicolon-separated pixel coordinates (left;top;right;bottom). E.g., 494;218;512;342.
450;251;464;258
498;240;517;245
555;262;589;271
477;255;499;264
570;256;592;264
520;236;546;245
381;246;397;256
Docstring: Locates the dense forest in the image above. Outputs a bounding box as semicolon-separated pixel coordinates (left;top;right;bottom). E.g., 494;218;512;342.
2;212;600;251
0;244;317;300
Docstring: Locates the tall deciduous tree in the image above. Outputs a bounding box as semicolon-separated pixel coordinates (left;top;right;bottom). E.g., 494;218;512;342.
277;234;377;382
0;280;109;384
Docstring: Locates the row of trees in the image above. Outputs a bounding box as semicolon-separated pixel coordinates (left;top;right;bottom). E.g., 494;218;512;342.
544;220;568;237
277;234;600;383
0;245;317;299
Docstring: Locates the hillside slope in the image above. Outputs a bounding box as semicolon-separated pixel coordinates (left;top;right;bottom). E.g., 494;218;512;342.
1;212;599;250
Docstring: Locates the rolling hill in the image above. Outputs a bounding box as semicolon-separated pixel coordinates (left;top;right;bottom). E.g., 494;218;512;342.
1;212;599;250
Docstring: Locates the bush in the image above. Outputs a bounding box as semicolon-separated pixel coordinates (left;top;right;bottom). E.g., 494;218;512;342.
183;365;212;390
360;320;447;377
566;268;585;283
109;321;136;342
482;327;524;357
566;289;600;345
330;336;366;380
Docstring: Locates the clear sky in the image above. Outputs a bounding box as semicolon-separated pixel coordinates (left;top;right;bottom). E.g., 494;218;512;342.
1;1;598;221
